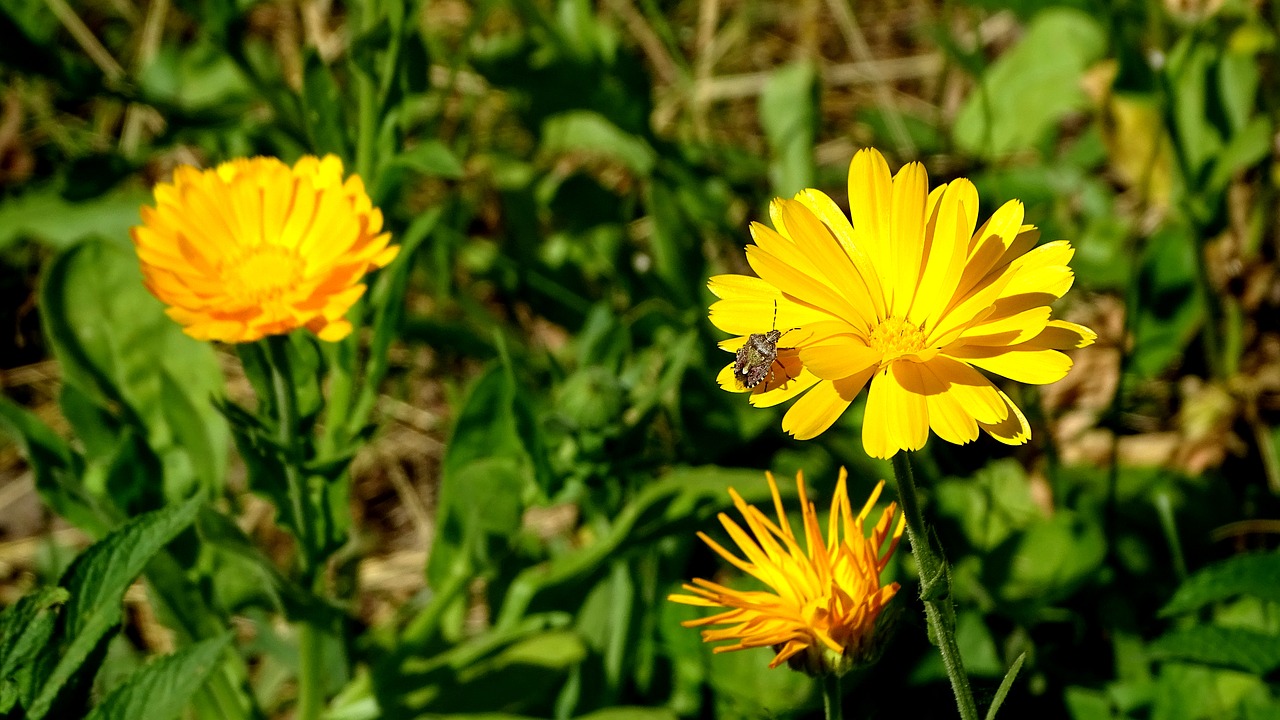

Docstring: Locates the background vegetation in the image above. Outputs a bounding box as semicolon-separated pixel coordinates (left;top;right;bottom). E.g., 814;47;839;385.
1;0;1279;717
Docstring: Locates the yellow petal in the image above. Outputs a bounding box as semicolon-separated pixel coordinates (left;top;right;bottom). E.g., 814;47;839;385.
889;162;928;318
750;365;822;407
978;388;1031;445
745;241;874;332
795;189;887;319
1030;320;1097;349
956;306;1053;348
926;356;1008;424
782;369;873;440
798;335;881;380
775;199;879;331
950;346;1073;384
912;180;973;328
847;148;895;310
861;365;929;459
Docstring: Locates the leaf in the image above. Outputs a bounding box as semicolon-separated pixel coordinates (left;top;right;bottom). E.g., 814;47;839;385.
0;587;69;673
953;9;1107;159
988;511;1106;610
759;60;817;196
1161;552;1280;617
935;459;1043;553
25;497;203;719
83;635;231;720
39;240;228;501
540;110;656;175
0;185;150;252
426;362;551;600
301;49;349;157
984;652;1027;720
388;141;465;179
1129;223;1204;379
0;587;70;710
0;397;109;537
1148;626;1280;675
1206;115;1272;194
576;709;679;720
1165;37;1222;182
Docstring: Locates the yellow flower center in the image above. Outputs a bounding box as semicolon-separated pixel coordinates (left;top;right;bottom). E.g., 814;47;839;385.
869;316;926;362
225;246;304;304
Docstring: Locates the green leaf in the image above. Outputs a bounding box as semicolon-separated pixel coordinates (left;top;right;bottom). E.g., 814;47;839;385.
1161;552;1280;617
935;459;1042;553
953;8;1106;159
1206;115;1272;194
374;144;465;205
26;497;204;719
984;652;1027;720
576;709;679;720
1129;223;1204;379
1148;626;1280;675
301;49;349;157
1064;687;1114;720
0;184;150;252
989;510;1106;610
1217;49;1260;136
83;635;231;720
759;60;817;196
1165;37;1222;181
388;141;465;179
540;111;656;175
0;587;70;711
0;397;109;536
427;362;551;601
39;239;228;501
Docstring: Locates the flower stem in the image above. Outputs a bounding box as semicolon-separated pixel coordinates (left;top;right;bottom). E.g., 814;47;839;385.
890;451;978;720
296;619;324;720
265;337;311;571
265;336;325;720
822;672;843;720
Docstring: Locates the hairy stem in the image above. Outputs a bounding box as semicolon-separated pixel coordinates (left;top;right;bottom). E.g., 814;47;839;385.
891;451;978;720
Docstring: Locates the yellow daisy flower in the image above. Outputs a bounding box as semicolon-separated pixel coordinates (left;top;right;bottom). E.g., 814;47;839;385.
131;155;397;343
668;468;904;675
711;148;1096;458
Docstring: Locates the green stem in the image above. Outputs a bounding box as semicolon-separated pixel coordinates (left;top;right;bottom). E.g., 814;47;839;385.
265;336;325;720
265;337;312;573
822;672;843;720
891;452;978;720
296;619;324;720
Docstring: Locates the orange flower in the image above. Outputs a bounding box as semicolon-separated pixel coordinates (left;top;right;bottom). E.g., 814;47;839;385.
131;155;396;343
669;469;904;675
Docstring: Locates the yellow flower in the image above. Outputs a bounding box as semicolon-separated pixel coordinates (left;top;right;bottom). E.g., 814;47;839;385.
668;468;904;675
711;148;1096;458
131;155;397;343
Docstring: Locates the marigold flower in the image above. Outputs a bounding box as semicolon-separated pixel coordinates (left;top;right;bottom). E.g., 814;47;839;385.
668;468;904;675
712;148;1096;458
131;155;397;343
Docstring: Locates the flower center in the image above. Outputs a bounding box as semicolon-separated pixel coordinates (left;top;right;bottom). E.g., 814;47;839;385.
869;316;927;362
225;246;304;304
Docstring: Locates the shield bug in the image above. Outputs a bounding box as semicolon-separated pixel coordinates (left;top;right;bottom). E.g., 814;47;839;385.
734;301;799;390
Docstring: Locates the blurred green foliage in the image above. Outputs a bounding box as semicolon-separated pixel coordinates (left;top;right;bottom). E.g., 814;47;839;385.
0;0;1279;718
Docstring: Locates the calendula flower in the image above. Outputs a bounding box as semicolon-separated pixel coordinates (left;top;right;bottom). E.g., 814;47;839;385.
712;148;1095;458
131;155;397;343
668;469;904;675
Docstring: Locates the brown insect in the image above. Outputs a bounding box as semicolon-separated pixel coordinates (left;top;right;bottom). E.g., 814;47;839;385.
733;301;799;389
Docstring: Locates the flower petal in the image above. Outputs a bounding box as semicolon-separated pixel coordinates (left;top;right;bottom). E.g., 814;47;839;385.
861;365;929;459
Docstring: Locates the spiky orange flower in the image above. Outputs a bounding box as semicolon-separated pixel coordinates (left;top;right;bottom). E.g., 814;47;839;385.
711;148;1095;458
131;155;397;343
669;469;904;675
